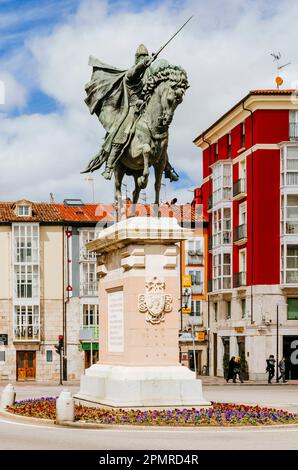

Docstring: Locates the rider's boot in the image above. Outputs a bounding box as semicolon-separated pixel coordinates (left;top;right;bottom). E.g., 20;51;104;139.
164;162;179;182
101;144;122;180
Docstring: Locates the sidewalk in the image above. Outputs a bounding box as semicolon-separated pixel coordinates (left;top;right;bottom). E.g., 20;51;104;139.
198;375;298;386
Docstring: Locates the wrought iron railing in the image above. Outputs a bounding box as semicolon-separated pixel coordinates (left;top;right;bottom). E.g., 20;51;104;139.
234;224;247;242
233;178;246;197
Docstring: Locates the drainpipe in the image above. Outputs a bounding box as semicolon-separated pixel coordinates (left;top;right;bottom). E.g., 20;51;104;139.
202;133;212;375
242;102;254;324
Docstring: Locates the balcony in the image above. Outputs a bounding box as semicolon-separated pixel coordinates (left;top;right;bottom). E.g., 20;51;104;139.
208;236;213;252
290;122;298;141
286;222;298;234
207;195;213;212
234;224;247;245
14;326;40;342
234;271;247;288
233;178;247;200
80;281;98;297
80;249;97;261
188;315;203;326
79;325;99;341
187;250;204;265
192;283;204;295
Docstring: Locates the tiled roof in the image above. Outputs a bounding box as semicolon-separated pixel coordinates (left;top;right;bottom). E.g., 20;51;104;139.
250;89;296;95
0;201;207;224
0;202;63;223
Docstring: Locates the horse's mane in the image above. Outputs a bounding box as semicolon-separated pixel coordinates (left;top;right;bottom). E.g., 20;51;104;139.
141;61;189;103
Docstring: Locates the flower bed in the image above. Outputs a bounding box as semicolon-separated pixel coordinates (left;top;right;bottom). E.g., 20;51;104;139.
6;398;298;426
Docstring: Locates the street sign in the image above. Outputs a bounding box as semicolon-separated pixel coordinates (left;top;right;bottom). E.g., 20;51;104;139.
197;331;205;342
0;334;8;345
182;274;192;288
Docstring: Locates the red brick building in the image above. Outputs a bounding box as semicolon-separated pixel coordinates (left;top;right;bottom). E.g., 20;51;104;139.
194;90;298;380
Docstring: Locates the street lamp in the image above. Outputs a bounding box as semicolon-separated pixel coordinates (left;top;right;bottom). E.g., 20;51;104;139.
276;301;287;383
182;288;197;377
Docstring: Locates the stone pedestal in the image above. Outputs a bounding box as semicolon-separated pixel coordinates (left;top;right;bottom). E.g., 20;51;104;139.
74;217;210;407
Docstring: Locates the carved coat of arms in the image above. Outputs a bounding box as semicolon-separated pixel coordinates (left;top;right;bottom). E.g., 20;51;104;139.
138;277;173;324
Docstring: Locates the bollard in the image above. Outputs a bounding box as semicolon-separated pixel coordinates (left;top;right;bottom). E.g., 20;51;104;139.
0;384;16;410
56;389;75;424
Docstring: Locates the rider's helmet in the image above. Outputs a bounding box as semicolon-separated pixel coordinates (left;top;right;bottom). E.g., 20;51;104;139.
135;44;149;64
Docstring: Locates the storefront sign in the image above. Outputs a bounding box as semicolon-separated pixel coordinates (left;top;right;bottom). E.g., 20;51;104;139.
182;275;192;288
197;331;205;342
108;290;124;353
234;327;244;333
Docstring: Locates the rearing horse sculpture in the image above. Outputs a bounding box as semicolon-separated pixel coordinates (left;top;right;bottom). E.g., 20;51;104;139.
83;58;188;217
114;64;188;215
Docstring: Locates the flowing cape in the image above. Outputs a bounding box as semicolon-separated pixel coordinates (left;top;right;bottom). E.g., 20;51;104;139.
83;56;130;172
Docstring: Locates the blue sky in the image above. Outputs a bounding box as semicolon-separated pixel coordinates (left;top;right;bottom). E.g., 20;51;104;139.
0;0;297;203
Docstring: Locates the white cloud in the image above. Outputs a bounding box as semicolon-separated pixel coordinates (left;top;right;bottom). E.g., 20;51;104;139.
0;70;27;110
1;0;298;204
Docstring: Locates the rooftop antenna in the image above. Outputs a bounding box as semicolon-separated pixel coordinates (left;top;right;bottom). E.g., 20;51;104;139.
84;175;95;202
270;52;291;89
139;190;147;204
122;182;128;200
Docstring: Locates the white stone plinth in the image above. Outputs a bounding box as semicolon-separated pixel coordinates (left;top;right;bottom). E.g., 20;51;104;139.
74;365;210;407
56;389;75;423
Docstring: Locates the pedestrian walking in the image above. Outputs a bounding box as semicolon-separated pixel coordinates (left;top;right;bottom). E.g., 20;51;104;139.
233;356;244;383
278;357;287;383
226;356;236;383
266;354;276;383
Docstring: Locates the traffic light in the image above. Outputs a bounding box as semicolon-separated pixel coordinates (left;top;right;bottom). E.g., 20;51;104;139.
59;335;64;349
55;335;64;355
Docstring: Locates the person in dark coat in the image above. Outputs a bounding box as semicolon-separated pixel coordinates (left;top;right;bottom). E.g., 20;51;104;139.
233;356;244;383
266;354;276;383
226;356;236;383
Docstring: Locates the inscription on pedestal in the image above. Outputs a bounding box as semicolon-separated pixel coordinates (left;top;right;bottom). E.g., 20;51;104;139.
107;290;124;352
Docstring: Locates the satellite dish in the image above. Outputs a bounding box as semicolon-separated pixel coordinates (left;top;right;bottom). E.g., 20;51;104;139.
275;76;283;87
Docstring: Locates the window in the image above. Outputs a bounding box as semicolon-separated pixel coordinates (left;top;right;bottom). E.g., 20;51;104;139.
215;143;218;161
226;300;231;319
212;163;232;205
290;111;298;140
13;224;39;263
82;304;99;326
241;298;246;318
214;302;218;322
186;238;203;265
227;133;231;158
15;265;39;298
14;305;40;340
0;351;5;362
80;229;97;260
46;350;53;362
241;122;245;148
18;205;30;216
213;207;231;247
81;262;97;296
287;298;298;320
188;269;203;294
286;245;298;283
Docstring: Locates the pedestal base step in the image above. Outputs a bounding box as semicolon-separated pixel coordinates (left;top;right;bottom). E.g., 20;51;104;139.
73;365;211;408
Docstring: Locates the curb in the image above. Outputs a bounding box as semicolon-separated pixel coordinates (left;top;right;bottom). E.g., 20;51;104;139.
1;409;298;432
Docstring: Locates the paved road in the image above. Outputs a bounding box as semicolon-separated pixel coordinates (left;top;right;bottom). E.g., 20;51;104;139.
0;383;298;450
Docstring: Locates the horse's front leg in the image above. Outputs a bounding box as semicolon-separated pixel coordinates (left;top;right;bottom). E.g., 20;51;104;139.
114;163;125;221
138;143;150;189
154;153;166;215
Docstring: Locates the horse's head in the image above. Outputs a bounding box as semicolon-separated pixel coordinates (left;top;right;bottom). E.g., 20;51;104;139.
142;63;189;129
159;80;186;127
